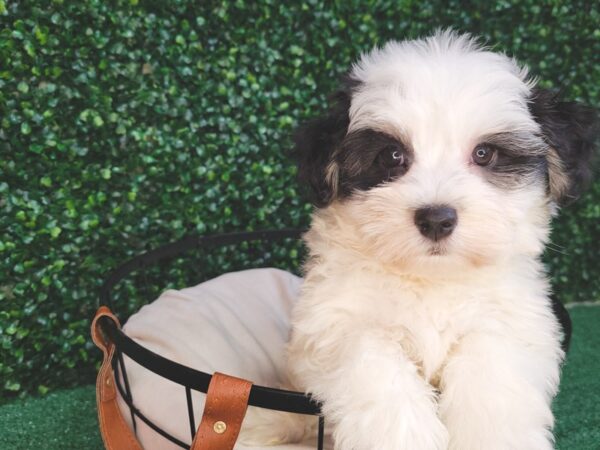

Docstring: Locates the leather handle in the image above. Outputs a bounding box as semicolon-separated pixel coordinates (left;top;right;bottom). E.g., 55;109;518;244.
92;306;143;450
92;307;253;450
191;372;253;450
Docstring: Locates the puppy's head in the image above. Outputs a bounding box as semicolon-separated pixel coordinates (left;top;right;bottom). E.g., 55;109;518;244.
296;31;598;273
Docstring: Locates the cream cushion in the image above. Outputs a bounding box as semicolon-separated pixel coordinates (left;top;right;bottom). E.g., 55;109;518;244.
117;268;331;449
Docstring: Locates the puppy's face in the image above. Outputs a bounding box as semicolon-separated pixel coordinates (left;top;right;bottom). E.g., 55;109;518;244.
296;32;597;274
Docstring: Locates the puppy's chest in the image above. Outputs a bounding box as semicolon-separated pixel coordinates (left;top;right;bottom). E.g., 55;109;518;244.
377;284;479;386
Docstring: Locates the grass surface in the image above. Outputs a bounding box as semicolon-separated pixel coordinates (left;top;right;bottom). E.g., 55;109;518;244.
0;385;101;450
0;305;598;450
553;304;600;449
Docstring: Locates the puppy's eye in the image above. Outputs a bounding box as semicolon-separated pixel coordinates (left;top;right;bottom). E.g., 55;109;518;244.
377;146;405;168
472;144;497;166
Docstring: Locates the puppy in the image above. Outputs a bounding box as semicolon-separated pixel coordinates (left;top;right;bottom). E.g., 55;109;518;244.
241;31;598;450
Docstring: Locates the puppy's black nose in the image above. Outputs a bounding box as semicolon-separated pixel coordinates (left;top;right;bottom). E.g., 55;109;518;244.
414;206;457;241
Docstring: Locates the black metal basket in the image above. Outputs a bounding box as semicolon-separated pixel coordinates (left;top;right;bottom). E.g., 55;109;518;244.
97;229;325;450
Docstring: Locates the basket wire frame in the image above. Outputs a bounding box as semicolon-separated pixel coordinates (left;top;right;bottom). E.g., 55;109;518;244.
98;229;325;450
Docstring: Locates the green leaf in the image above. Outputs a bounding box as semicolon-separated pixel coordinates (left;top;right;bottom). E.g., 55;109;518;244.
93;115;104;127
4;381;21;392
17;82;29;93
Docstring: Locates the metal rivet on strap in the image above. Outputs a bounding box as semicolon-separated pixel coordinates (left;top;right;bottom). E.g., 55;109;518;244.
105;377;111;386
213;421;227;434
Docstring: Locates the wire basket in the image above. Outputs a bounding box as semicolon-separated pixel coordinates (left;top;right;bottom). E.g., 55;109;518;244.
96;229;325;449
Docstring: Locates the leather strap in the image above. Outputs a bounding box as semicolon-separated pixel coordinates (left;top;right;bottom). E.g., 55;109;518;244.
92;307;253;450
92;306;143;450
191;372;253;450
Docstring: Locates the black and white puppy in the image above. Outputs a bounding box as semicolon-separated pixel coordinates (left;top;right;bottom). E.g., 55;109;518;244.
242;31;598;450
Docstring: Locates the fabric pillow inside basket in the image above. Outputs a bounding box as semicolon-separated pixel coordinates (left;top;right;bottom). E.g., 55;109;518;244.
117;268;332;450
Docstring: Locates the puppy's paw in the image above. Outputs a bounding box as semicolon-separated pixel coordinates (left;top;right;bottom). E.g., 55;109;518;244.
332;401;448;450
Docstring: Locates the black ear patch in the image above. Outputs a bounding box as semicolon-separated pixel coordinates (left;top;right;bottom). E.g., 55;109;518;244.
528;89;599;205
294;78;358;207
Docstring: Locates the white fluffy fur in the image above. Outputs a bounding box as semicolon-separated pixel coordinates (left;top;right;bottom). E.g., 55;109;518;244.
241;31;565;449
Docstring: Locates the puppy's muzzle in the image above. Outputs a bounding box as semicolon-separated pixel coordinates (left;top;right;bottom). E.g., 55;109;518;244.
414;206;458;242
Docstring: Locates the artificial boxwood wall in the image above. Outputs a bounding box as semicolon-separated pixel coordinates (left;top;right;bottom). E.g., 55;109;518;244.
1;0;599;400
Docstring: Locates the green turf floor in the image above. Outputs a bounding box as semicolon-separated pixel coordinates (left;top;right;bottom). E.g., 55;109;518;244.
1;304;599;450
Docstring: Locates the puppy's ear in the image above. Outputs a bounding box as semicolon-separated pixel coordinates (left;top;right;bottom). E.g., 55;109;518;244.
528;88;599;206
294;81;354;206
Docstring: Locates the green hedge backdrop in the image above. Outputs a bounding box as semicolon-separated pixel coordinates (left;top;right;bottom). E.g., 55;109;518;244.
1;0;599;401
